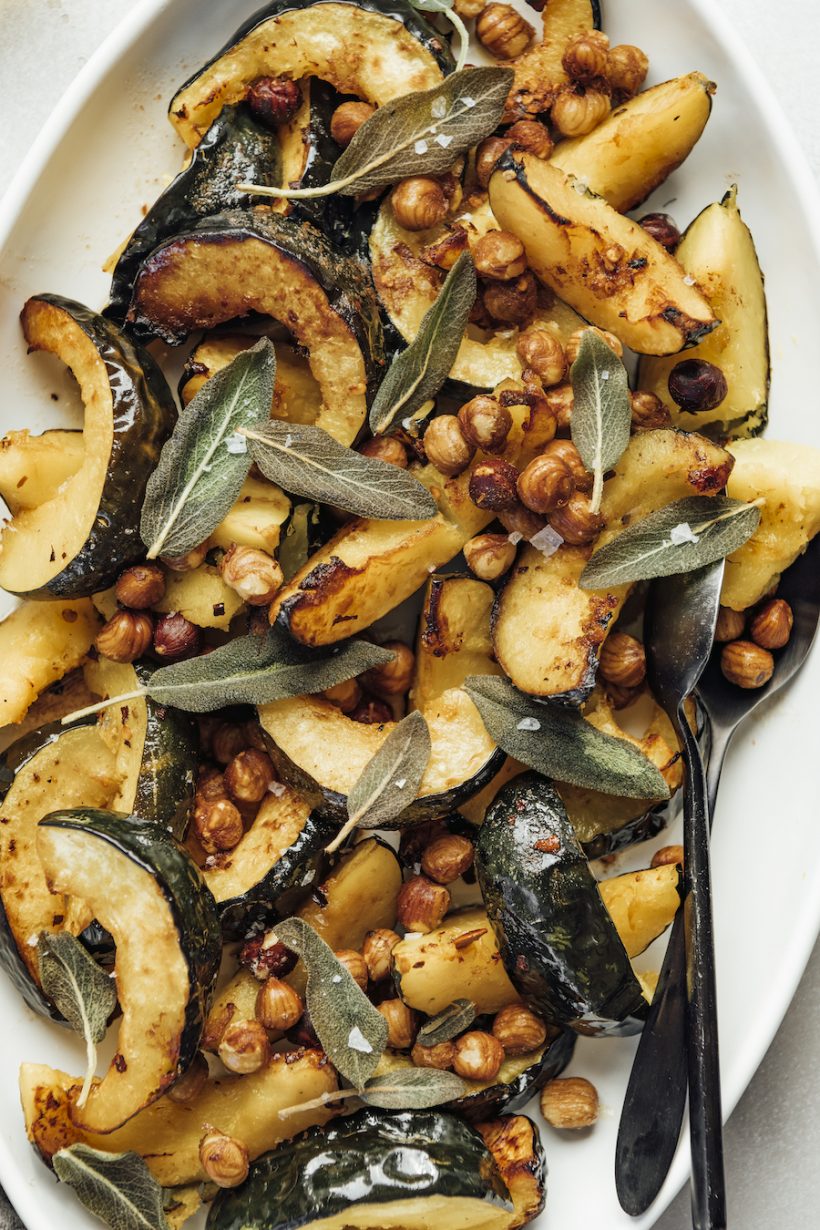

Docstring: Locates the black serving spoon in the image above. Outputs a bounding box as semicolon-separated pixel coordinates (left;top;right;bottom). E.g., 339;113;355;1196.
616;537;820;1221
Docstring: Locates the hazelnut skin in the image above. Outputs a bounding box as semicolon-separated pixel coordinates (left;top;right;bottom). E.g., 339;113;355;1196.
167;1051;209;1105
362;640;415;696
482;272;538;327
193;797;244;854
541;439;593;493
411;1039;455;1070
720;640;775;689
378;999;418;1050
607;44;650;97
358;436;408;468
153;612;201;660
551;88;611;137
463;533;517;582
472;231;527;282
457;396;512;453
424;415;475;477
95;610;154;663
469;458;521;512
668;359;728;413
599;632;647;688
547;493;605;546
349;696;393;725
218;1018;270;1074
562;31;610;83
362;929;401;982
638;212;681;251
199;1131;249;1188
516;328;566;387
330;100;374;147
114;563;165;609
220;544;283;606
335;949;369;991
566;327;623;366
749;598;793;650
255;977;304;1032
392;177;449;231
714;606;746;643
476;4;534;59
396;875;451;933
505;119;553;159
475;136;513;189
421;833;475;884
223;748;275;805
246;76;302;127
453;1031;505;1082
322;677;363;713
516;453;575;515
630;390;672;430
540;1076;599;1129
492;1003;548;1055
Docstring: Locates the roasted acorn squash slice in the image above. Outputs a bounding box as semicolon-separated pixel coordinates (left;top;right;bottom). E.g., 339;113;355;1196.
476;1116;547;1230
0;429;83;514
0;297;175;599
169;0;453;148
36;809;221;1132
181;335;322;427
411;574;502;711
0;599;99;726
503;0;600;122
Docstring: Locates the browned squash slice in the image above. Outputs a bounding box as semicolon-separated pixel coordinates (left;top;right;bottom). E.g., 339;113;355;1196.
476;1117;546;1230
0;600;99;726
180;335;322;425
207;475;292;556
411;574;502;711
392;907;520;1015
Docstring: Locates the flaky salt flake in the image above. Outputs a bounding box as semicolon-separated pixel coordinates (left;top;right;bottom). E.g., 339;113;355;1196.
683;274;696;286
462;96;476;109
267;780;287;797
573;176;590;194
225;433;248;455
431;96;447;118
517;717;541;732
529;524;564;557
27;934;39;948
507;530;523;545
601;370;610;381
435;133;453;149
394;778;407;790
348;1026;373;1053
284;433;294;448
414;139;429;155
332;974;342;984
669;522;699;546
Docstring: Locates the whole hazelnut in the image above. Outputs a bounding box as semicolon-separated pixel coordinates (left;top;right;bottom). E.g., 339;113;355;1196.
668;359;728;413
95;610;154;663
469;457;522;512
167;1051;209;1105
483;272;538;327
114;563;165;609
607;44;650;97
638;211;681;252
246;76;302;127
153;612;201;661
454;0;486;15
463;532;517;582
516;328;566;387
540;1076;599;1129
457;396;513;453
362;929;401;982
473;231;527;282
218;1018;270;1074
505;119;553;159
199;1131;249;1188
161;543;208;571
378;999;418;1050
423;228;470;271
543;382;574;431
193;797;244;854
604;680;642;711
224;748;275;804
322;677;363;713
358;436;408;468
651;844;685;869
335;948;369;991
630;390;672;430
211;722;249;766
599;632;647;688
566;326;623;366
349;696;394;725
475;136;513;189
562;30;610;83
421;833;475;884
541;439;592;493
255;977;304;1032
720;640;775;689
552;87;611;137
492;1003;548;1055
714;606;746;644
453;1031;505;1082
476;3;534;59
424;415;475;477
749;598;793;650
330;100;375;147
411;1039;456;1069
363;641;415;696
396;875;451;933
517;453;575;515
391;177;449;231
547;493;605;546
220;544;283;606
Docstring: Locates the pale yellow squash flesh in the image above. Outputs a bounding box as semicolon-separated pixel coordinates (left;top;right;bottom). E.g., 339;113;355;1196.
411;575;502;711
504;0;596;120
0;430;84;514
202;786;312;906
180;335;322;427
598;864;681;958
154;564;245;630
392;907;520;1015
0;599;99;725
207;475;291;556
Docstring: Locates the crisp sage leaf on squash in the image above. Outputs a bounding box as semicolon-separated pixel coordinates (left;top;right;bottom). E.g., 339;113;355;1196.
465;675;671;799
53;1144;170;1230
274;917;388;1089
238;67;513;200
409;0;469;73
38;933;117;1109
369;253;477;435
325;710;432;853
359;1068;469;1110
141;338;275;560
570;330;632;514
580;495;762;589
242;420;437;520
417;998;476;1047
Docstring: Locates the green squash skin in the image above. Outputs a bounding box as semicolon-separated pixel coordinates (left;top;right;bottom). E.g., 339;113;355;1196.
17;296;176;599
444;1027;575;1121
38;809;222;1072
107;105;282;327
131;663;198;840
476;771;648;1037
206;1108;512;1230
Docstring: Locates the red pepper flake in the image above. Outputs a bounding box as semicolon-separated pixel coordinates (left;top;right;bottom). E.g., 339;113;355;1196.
534;836;559;854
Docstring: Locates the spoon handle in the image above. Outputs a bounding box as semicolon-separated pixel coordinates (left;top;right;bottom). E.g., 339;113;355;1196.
678;713;726;1230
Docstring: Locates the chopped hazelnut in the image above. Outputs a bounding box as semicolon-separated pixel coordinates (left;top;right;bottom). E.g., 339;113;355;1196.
95;610;154;663
153;612;201;661
453;1030;505;1082
114;563;165;610
330;100;374;147
358;436;409;468
516;328;566;387
199;1130;249;1188
552;87;611;137
599;632;646;689
193;797;244;854
392;177;449;231
335;948;369;991
469;457;521;512
362;928;401;982
540;1076;599;1129
255;977;304;1032
562;30;610;82
517;453;575;516
220;544;283;606
224;748;275;804
396;875;451;933
483;272;538;326
473;231;527;282
421;833;475;884
378;998;418;1050
218;1018;270;1074
492;1003;548;1055
566;326;623;366
476;3;534;58
651;844;684;869
541;439;592;493
411;1039;456;1070
167;1051;209;1104
547;492;604;546
714;606;745;643
607;44;649;97
720;640;775;689
749;598;793;650
363;641;415;696
630;390;672;430
463;533;517;582
457;396;512;453
246;76;301;127
424;415;475;477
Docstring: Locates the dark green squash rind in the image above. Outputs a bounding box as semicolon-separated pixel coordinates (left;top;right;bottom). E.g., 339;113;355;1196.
446;1027;576;1121
131;664;198;840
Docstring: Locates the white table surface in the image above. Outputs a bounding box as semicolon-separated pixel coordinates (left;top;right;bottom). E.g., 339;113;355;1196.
0;2;817;1228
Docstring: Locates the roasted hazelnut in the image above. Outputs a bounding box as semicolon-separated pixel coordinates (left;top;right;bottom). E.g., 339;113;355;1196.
358;436;409;468
193;797;244;854
604;680;642;710
153;612;201;661
599;632;647;688
422;227;470;271
95;610;154;663
196;766;228;805
668;359;728;413
547;493;604;546
714;606;746;643
562;30;610;82
475;136;513;189
566;326;623;366
476;3;534;58
362;929;401;982
224;748;275;804
199;1130;249;1188
492;1003;548;1055
651;844;684;869
255;977;304;1032
516;328;566;387
483;272;538;326
424;415;475;477
638;211;681;252
330;100;375;147
473;231;527;281
540;1076;599;1129
391;177;449;231
541;439;592;493
469;457;521;512
288;1010;321;1049
349;696;394;725
322;677;363;713
606;44;649;98
453;1031;505;1082
247;76;302;127
411;1039;456;1069
457;396;513;453
543;382;574;432
211;722;249;766
396;875;451;933
499;503;547;542
220;544;283;606
378;998;418;1050
454;0;486;16
363;641;415;697
463;532;517;581
630;390;672;430
552;87;610;137
218;1018;270;1074
421;833;475;884
161;543;208;571
517;453;575;515
168;1051;209;1105
720;640;775;689
114;563;165;610
505;119;553;160
239;934;297;981
749;598;793;650
334;948;369;991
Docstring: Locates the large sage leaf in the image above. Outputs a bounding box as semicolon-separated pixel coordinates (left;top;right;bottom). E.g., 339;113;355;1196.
238;67;512;200
53;1145;169;1230
243;420;437;520
580;496;762;589
274;917;388;1088
465;675;670;799
570;330;631;513
369;253;476;435
360;1068;468;1109
38;933;117;1108
141;338;275;559
416;999;476;1047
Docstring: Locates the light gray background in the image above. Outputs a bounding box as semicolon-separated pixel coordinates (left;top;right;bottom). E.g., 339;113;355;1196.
0;1;817;1227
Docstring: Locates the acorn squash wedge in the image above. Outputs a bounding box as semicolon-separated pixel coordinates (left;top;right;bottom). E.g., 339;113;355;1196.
169;0;454;148
0;297;175;599
476;1116;546;1230
36;809;221;1132
205;1108;515;1230
503;0;600;122
129;210;383;446
0;599;99;726
0;429;83;514
410;574;502;711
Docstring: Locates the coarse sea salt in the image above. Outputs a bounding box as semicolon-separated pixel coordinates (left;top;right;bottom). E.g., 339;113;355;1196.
517;717;541;732
601;370;610;381
669;522;699;546
435;133;453;149
394;778;407;790
507;530;523;545
267;781;287;797
462;96;476;109
683;274;696;286
225;433;247;454
348;1026;373;1053
529;524;563;557
431;96;447;118
284;433;294;448
414;139;429;155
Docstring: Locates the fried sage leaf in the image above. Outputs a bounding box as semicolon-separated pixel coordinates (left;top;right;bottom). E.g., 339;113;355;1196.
38;933;117;1108
53;1145;170;1230
274;917;388;1089
417;999;476;1047
360;1068;468;1110
238;67;513;200
570;330;631;513
325;710;432;853
580;496;762;589
141;338;275;559
243;421;437;520
465;675;670;799
369;253;477;435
